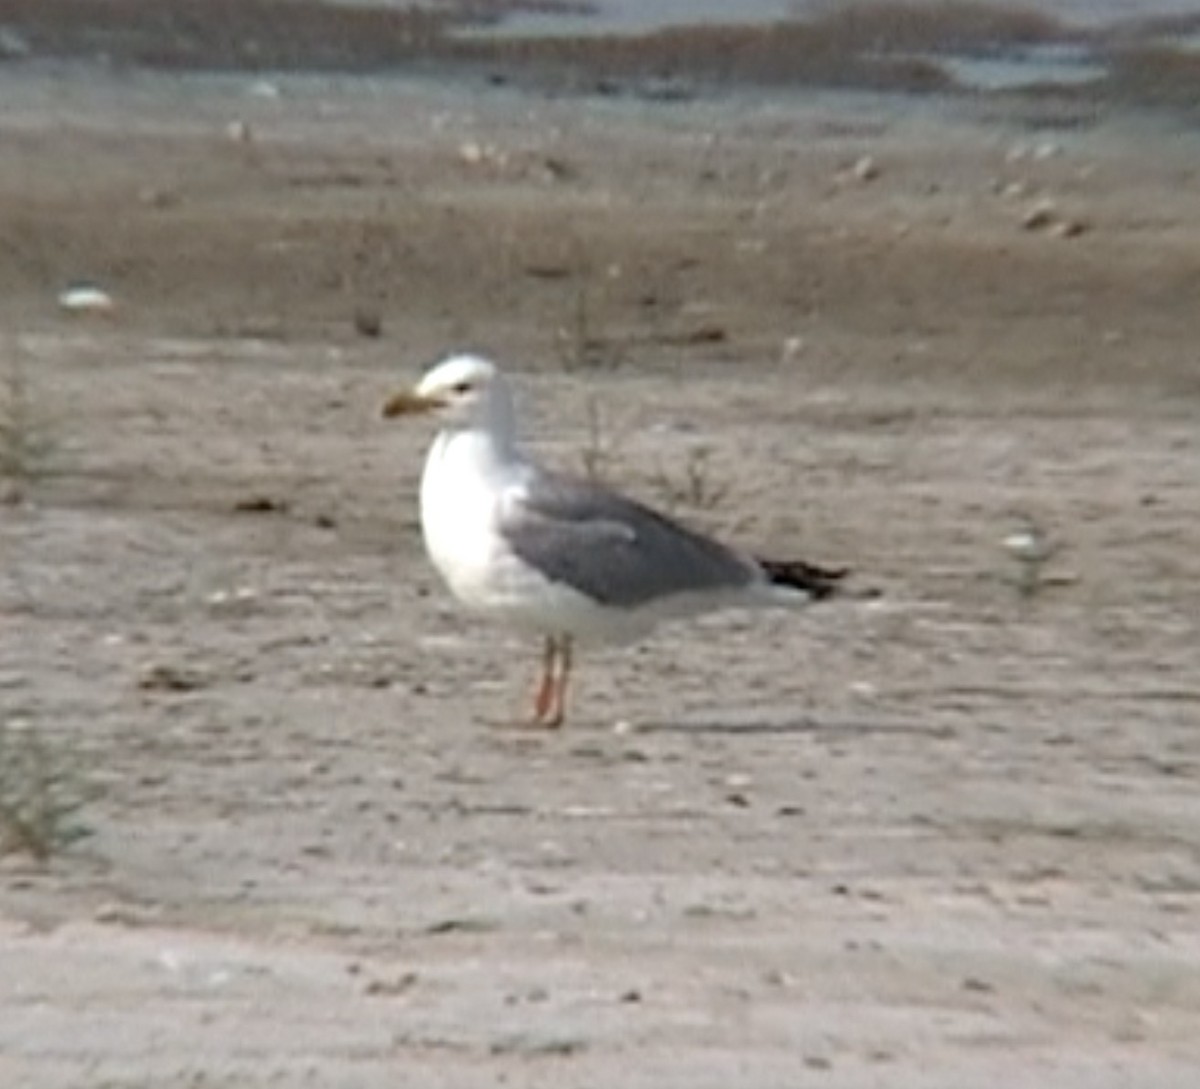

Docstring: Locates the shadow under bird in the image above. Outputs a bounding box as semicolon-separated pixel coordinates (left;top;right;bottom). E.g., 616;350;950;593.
382;352;847;728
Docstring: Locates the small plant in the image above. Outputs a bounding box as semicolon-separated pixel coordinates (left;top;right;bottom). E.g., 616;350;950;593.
0;351;55;502
1002;516;1058;599
553;280;625;372
650;444;729;514
0;718;97;861
578;395;614;483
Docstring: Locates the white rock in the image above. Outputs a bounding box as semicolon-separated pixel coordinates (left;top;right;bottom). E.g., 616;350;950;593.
1021;199;1058;231
248;79;281;100
58;283;115;314
458;140;484;165
781;336;806;362
852;154;880;182
0;27;30;57
1003;527;1053;563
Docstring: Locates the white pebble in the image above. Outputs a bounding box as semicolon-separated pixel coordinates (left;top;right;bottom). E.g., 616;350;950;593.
58;283;115;314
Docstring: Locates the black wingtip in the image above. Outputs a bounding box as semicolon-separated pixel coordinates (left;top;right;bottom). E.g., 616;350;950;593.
757;557;849;600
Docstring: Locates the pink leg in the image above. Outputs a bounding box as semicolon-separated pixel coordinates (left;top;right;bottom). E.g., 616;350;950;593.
532;636;558;725
544;636;573;729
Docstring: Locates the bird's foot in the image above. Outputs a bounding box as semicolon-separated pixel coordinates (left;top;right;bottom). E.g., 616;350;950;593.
481;714;563;734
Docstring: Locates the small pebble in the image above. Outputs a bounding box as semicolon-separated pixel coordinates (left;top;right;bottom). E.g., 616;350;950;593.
852;154;880;182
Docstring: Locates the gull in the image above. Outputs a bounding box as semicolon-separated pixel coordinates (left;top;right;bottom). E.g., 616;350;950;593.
382;353;847;728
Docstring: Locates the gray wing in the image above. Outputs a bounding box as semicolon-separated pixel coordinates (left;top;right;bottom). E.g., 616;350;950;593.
498;471;758;608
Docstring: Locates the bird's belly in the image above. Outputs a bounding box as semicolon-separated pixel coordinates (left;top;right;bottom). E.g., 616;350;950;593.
421;498;496;604
418;473;526;611
421;498;646;640
428;525;594;630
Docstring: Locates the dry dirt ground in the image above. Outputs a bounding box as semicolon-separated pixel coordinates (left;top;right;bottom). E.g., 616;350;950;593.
1;65;1199;1087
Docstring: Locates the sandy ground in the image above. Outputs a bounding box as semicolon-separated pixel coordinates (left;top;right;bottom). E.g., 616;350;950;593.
2;65;1199;1086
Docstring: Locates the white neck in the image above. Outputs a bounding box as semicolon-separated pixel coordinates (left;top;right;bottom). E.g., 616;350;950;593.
418;414;525;601
427;423;518;481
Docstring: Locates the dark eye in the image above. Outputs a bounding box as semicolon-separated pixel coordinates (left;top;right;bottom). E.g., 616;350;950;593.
451;380;473;394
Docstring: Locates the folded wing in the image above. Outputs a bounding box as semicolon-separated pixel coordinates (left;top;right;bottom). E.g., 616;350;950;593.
497;472;759;608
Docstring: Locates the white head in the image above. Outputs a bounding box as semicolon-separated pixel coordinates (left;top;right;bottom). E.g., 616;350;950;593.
382;353;518;440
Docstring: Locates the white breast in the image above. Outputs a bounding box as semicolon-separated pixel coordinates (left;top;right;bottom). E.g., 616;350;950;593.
419;430;506;608
417;429;609;636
